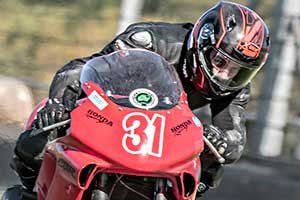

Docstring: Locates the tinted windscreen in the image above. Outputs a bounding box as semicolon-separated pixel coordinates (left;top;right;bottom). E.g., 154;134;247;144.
80;49;183;110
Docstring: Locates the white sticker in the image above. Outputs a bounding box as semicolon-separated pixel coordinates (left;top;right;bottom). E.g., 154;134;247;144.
192;116;202;127
88;90;108;110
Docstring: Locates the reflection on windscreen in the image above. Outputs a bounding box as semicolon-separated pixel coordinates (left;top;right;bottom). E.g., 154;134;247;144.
80;49;183;110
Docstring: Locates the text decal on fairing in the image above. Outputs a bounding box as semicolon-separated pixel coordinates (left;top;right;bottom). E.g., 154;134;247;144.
122;112;166;157
88;90;108;110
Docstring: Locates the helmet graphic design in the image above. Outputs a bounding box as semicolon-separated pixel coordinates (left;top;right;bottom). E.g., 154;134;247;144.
187;1;271;97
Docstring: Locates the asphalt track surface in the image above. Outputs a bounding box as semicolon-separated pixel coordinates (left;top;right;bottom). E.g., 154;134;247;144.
204;156;300;200
1;122;300;200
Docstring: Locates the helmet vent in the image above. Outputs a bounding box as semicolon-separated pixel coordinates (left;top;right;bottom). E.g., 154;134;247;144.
226;15;236;32
199;23;216;46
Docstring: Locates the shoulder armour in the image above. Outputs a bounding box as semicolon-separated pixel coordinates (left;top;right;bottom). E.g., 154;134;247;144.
130;31;153;49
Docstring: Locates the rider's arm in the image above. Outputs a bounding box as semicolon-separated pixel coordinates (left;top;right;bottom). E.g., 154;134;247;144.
208;84;250;164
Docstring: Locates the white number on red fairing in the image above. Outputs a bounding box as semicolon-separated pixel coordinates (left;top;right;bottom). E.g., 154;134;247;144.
122;112;166;157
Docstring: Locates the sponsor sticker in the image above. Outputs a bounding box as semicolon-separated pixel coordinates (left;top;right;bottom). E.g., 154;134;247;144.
86;109;113;126
170;120;192;136
129;88;158;109
58;158;76;179
88;90;108;110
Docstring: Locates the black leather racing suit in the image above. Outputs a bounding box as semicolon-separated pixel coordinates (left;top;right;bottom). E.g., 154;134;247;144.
13;22;249;190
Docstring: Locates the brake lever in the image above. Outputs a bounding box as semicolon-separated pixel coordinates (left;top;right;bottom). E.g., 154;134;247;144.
203;136;226;164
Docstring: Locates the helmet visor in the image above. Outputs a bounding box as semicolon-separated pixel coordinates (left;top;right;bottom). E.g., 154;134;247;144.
200;47;261;90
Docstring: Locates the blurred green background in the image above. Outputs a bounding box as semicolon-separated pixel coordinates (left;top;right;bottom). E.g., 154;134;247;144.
0;0;276;102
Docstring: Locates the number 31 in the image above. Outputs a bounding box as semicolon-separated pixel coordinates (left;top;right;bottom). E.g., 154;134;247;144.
122;112;166;157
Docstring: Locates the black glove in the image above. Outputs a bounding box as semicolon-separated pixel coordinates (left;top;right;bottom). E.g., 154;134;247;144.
63;80;81;112
203;125;228;156
37;80;81;129
37;98;67;129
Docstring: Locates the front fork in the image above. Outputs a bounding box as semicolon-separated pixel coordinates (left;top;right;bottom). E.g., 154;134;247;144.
92;174;170;200
90;173;110;200
155;178;168;200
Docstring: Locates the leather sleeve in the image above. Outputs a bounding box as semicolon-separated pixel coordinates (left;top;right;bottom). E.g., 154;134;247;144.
210;84;251;163
49;59;84;99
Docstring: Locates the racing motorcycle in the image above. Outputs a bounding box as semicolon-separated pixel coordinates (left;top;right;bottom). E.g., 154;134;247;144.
3;49;224;200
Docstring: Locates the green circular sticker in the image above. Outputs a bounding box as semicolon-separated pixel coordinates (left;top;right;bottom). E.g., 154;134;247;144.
129;88;158;109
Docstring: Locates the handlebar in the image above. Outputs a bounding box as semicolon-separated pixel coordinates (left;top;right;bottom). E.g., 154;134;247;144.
30;119;71;137
42;119;71;132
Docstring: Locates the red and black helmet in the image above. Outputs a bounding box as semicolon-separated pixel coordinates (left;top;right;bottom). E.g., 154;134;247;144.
187;1;270;96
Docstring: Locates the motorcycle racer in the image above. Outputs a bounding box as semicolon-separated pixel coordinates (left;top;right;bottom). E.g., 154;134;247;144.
10;1;270;198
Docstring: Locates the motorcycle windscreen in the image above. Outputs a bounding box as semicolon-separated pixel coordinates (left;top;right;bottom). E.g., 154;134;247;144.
80;49;183;110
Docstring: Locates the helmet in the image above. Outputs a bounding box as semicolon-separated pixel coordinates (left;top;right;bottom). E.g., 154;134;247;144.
187;1;270;97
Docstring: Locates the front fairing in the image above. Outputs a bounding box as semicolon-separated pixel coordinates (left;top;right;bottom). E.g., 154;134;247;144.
71;83;204;172
71;49;204;172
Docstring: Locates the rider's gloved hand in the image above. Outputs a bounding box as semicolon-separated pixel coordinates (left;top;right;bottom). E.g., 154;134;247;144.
37;98;67;129
36;80;81;129
203;125;228;157
63;80;81;112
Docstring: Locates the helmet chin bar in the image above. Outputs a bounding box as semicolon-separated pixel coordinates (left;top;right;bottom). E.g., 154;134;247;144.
209;81;232;97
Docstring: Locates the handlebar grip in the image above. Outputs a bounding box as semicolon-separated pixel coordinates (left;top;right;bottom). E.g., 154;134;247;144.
203;136;226;164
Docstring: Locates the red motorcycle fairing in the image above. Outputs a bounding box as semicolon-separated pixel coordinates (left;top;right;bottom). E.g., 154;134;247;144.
36;82;204;200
